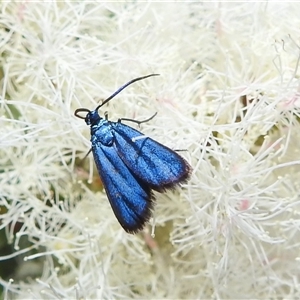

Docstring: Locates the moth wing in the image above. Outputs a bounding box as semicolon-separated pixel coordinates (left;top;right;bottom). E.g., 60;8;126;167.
112;122;191;191
91;142;153;233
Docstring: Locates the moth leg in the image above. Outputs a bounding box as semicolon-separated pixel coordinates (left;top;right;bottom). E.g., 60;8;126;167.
118;112;157;125
76;148;92;167
84;148;93;159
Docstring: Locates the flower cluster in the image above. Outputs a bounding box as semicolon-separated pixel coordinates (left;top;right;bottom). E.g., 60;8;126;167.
1;2;300;299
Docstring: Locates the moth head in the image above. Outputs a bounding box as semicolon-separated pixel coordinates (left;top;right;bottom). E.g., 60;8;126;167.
74;108;101;126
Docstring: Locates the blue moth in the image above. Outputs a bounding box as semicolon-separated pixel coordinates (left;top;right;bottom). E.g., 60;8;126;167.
75;74;191;233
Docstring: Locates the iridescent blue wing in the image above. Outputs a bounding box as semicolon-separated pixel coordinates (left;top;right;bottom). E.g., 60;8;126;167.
111;122;191;191
91;142;153;233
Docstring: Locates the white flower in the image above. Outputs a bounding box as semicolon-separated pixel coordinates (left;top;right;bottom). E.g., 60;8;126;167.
1;2;300;299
